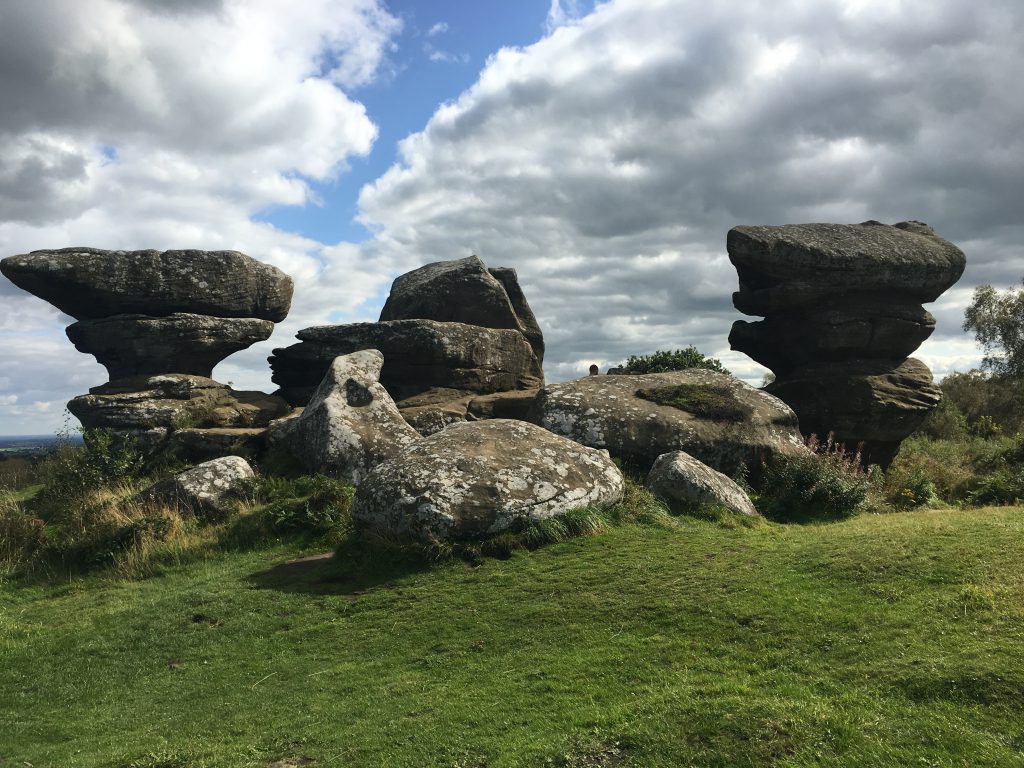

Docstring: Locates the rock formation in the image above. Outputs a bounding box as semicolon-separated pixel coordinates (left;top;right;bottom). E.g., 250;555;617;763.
270;255;544;434
646;450;758;517
352;419;624;542
267;350;421;484
727;221;966;467
1;247;294;455
529;368;807;474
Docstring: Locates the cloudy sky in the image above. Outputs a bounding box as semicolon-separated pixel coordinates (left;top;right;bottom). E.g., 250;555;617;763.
0;0;1021;435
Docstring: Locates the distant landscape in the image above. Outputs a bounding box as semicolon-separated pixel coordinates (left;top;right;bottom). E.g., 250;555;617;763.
0;434;82;457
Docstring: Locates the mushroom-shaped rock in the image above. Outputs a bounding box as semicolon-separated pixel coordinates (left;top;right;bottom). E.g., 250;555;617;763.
66;313;274;379
728;221;966;315
141;456;254;520
267;350;421;484
270;319;542;407
352;419;624;542
0;247;293;321
379;255;544;364
530;370;807;474
646;451;758;517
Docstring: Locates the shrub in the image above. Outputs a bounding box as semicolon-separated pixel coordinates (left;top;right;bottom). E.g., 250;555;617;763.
244;474;354;535
620;346;730;375
756;435;874;522
916;397;968;441
32;429;145;512
967;468;1024;505
0;491;46;576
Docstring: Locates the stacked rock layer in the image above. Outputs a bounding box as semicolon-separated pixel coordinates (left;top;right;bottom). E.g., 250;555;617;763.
271;255;544;433
0;248;294;453
727;220;966;467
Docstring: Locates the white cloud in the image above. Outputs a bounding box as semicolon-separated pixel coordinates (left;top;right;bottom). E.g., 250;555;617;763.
357;0;1024;383
0;0;401;433
427;21;449;37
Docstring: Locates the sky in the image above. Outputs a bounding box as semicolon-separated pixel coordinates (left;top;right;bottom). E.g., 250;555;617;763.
0;0;1022;436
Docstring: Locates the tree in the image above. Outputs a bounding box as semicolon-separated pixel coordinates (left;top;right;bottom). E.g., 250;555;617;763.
963;282;1024;378
620;346;730;375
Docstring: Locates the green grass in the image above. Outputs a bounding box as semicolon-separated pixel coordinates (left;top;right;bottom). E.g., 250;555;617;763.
3;505;1024;766
635;384;752;422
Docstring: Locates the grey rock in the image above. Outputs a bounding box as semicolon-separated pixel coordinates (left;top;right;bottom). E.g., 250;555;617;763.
729;221;966;315
352;419;624;542
530;369;807;474
68;374;290;430
646;451;758;517
66;313;274;379
0;247;293;321
765;357;942;468
141;456;254;520
166;428;267;462
396;388;540;436
270;319;543;406
267;350;421;484
378;255;544;364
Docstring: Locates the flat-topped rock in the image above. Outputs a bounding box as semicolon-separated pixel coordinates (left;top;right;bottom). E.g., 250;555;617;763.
353;419;624;542
68;374;290;430
270;319;543;406
530;370;807;474
729;221;966;315
66;313;274;379
0;247;293;320
379;255;544;364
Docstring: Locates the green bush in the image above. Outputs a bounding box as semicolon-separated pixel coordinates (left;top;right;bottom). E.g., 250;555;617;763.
620;346;730;375
756;436;874;522
244;474;354;535
32;429;145;512
916;397;968;441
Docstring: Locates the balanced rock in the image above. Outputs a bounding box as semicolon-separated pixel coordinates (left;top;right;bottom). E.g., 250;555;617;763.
66;314;274;379
268;350;421;484
0;247;293;321
352;419;624;542
530;369;807;474
68;374;290;432
728;220;965;467
646;451;758;517
379;255;544;364
270;320;542;407
141;456;254;520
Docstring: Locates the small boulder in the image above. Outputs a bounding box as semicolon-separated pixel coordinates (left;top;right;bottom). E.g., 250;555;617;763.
646;451;758;517
353;419;624;542
530;369;807;474
268;350;421;484
141;456;254;519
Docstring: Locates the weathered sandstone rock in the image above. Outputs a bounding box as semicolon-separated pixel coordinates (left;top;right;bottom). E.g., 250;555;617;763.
0;247;293;321
68;374;290;431
397;388;540;436
646;450;758;517
728;220;964;468
270;320;542;407
141;456;254;519
267;350;421;484
66;313;274;379
353;419;624;542
765;358;941;468
379;255;544;364
530;370;807;474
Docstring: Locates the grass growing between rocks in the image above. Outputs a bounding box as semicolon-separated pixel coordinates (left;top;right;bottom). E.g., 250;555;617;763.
3;495;1024;766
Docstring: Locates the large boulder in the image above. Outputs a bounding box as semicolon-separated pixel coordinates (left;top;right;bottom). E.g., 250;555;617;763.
267;350;421;484
764;358;942;468
646;451;758;517
0;247;293;321
68;374;290;431
728;221;966;315
397;388;540;436
270;320;543;407
379;255;544;364
141;456;254;520
727;220;964;468
530;370;807;474
352;419;624;542
66;313;274;379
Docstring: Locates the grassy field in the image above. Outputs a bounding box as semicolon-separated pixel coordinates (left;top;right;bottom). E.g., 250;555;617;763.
2;504;1024;767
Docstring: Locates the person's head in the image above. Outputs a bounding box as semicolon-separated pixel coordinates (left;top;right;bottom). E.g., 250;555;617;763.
588;364;599;376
